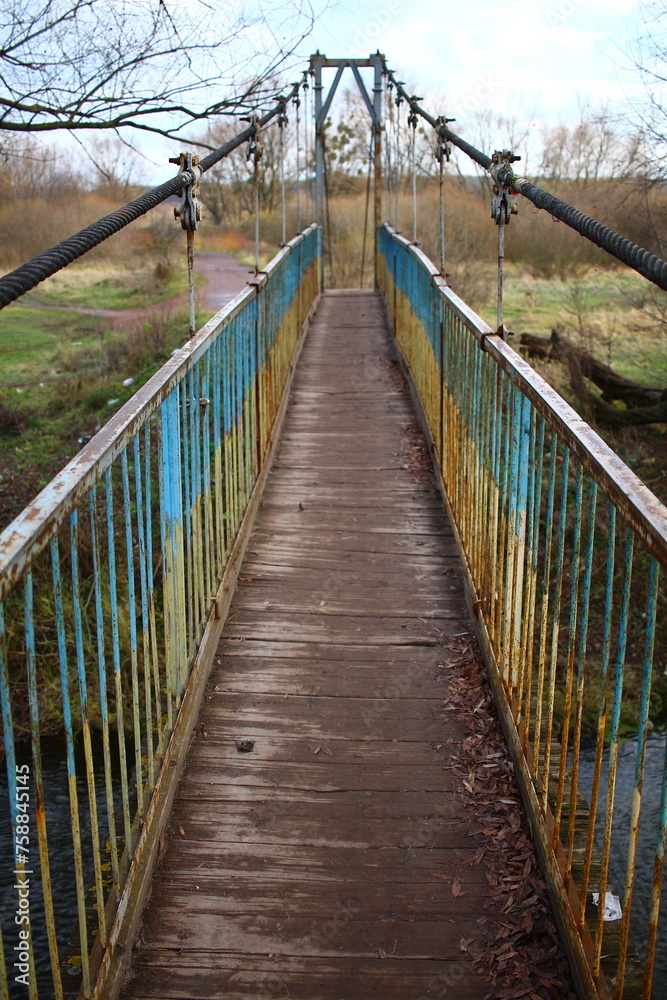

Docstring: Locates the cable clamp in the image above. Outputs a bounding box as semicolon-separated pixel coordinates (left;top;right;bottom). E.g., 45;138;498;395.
244;114;263;165
277;97;288;129
490;149;520;226
170;152;202;231
407;99;421;130
434;116;453;163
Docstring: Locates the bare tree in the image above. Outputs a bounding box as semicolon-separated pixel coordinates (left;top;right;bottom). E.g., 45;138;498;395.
199;116;289;223
627;0;667;171
0;0;326;142
87;135;146;197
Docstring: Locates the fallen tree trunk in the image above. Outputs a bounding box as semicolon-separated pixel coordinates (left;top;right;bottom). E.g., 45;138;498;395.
519;329;667;426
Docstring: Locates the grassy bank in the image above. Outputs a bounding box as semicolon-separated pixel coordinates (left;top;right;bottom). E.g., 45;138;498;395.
0;297;206;528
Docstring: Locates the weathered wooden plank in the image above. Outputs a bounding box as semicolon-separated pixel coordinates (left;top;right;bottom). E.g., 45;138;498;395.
215;637;471;662
134;908;483;960
208;661;450;697
190;712;456;743
126;956;488;1000
181;757;458;791
144;880;490;920
154;840;490;883
181;735;465;766
167;800;472;849
199;690;456;723
223;615;463;644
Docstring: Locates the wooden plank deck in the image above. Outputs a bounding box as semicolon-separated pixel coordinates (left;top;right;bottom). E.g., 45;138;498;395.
122;290;499;999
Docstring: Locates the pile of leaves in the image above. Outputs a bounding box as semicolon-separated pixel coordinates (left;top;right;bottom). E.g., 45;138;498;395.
442;637;578;1000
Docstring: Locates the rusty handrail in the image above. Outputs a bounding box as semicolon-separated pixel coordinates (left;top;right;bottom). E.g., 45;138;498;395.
0;225;322;1000
378;222;666;1000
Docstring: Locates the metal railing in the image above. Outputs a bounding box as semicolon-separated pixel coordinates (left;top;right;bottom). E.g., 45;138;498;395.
378;223;667;1000
0;223;321;1000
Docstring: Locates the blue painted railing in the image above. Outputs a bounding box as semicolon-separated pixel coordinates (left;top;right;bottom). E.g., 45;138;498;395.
0;224;321;1000
378;223;667;1000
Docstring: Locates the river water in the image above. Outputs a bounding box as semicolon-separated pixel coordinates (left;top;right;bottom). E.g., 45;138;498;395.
577;734;667;997
0;735;122;999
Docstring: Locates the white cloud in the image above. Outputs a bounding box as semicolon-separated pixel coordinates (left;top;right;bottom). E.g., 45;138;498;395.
302;0;642;131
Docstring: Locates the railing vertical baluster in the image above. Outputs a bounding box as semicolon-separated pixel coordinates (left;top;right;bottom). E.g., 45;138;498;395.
516;403;536;728
222;324;234;554
0;924;7;1000
121;452;143;820
194;363;206;638
580;502;616;929
566;479;597;875
180;379;193;658
25;570;63;998
595;526;633;974
143;421;163;758
212;337;225;575
509;392;531;704
543;446;570;817
554;462;584;844
105;469;132;852
70;510;107;942
645;733;667;996
133;434;155;791
88;486;120;892
534;433;558;784
202;350;214;610
616;557;660;998
50;536;90;996
496;373;512;674
520;413;545;751
1;600;38;1000
487;365;502;648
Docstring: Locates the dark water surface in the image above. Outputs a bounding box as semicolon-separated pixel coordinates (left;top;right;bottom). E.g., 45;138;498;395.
0;734;122;999
577;734;667;998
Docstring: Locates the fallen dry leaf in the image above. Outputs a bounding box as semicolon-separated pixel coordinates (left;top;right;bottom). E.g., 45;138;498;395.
440;638;577;999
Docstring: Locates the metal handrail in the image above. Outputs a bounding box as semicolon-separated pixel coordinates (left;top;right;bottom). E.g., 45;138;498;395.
378;222;666;1000
0;224;322;1000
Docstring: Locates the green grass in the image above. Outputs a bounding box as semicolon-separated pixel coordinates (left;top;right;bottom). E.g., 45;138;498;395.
0;299;205;529
0;304;108;385
25;262;186;311
499;264;667;387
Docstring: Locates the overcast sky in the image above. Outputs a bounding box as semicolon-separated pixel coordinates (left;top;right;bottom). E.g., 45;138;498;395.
112;0;650;182
301;0;642;118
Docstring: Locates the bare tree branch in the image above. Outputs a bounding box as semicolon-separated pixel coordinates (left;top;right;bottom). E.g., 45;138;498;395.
0;0;325;140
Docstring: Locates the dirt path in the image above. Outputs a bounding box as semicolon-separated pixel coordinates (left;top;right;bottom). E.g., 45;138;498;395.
21;251;252;327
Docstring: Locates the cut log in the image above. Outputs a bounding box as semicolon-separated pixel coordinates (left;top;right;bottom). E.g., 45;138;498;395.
519;329;667;425
519;329;665;408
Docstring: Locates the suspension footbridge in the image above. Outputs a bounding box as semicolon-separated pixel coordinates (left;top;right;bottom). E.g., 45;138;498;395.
0;53;666;1000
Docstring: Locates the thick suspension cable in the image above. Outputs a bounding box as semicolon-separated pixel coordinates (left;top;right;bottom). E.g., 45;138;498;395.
0;79;302;310
384;66;667;292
